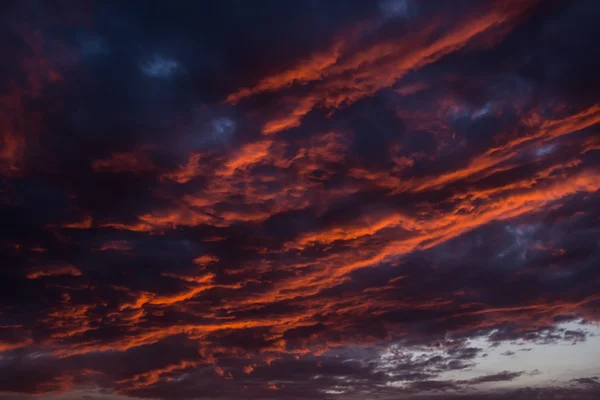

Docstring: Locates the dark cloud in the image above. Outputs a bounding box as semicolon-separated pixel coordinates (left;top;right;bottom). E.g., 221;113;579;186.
461;371;524;385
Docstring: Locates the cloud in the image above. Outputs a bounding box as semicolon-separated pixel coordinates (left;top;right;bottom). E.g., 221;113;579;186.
378;0;411;19
461;371;524;385
140;55;181;78
1;1;600;399
25;264;83;279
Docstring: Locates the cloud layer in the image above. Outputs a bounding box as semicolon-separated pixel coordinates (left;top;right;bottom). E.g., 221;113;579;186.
1;1;599;399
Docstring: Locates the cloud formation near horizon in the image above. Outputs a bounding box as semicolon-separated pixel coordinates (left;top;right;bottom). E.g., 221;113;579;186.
1;1;599;399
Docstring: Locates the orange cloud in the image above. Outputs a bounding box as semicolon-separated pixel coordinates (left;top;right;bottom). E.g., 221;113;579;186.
161;153;208;183
0;336;33;352
228;2;536;135
63;215;93;229
193;254;220;266
26;264;83;279
267;381;283;391
92;150;155;173
117;361;199;391
217;140;273;175
94;240;132;251
227;40;346;104
214;366;233;379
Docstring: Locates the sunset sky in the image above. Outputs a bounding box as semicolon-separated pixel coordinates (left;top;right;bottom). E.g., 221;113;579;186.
1;1;600;399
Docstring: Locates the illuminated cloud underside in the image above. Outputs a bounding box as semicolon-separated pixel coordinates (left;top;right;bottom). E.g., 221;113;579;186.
1;1;599;399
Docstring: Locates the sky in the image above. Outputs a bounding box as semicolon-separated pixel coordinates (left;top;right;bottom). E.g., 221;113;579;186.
1;0;600;399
